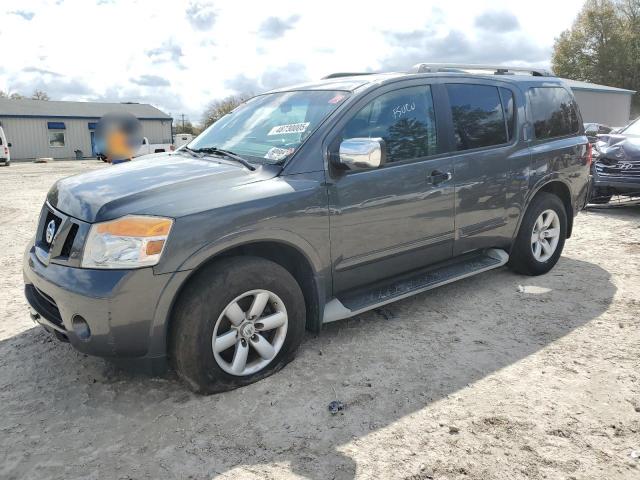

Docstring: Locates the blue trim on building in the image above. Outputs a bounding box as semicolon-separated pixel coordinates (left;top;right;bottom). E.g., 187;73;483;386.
47;121;66;130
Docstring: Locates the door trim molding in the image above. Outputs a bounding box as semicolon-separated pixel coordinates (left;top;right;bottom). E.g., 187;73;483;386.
335;230;455;272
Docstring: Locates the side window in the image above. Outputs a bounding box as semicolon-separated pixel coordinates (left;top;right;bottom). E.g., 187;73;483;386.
499;87;515;141
528;87;579;139
446;84;507;151
340;85;437;163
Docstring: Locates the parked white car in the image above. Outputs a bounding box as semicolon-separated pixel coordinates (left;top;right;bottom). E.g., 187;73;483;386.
134;137;174;157
174;133;194;148
0;126;11;166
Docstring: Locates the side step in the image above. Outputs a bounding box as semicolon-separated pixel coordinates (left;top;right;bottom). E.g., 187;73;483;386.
323;248;509;323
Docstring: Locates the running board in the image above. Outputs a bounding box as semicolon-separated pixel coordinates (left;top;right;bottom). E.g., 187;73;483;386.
322;248;509;323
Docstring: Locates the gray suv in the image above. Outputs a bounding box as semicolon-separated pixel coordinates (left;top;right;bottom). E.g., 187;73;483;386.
24;64;591;393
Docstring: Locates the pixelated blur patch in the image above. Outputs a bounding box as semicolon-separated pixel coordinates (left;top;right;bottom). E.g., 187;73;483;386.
95;112;143;160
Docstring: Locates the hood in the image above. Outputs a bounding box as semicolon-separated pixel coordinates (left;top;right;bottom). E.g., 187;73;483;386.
47;152;280;223
595;134;640;163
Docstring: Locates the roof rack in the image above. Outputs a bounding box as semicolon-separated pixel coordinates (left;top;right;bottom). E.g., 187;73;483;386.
410;63;553;77
322;72;375;79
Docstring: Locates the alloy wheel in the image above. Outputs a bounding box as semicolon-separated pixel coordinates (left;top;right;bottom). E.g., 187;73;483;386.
211;289;288;376
531;209;561;262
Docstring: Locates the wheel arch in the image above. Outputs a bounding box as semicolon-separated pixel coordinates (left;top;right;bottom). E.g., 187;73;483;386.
515;179;574;244
165;238;325;348
536;180;574;238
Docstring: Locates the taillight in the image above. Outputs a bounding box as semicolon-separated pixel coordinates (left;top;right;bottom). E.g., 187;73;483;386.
586;142;592;167
3;147;7;155
170;144;176;151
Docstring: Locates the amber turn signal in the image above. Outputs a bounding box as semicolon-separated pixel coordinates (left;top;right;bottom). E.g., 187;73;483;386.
95;216;173;237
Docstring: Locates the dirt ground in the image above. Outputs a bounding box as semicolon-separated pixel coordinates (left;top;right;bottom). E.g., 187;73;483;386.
0;161;638;480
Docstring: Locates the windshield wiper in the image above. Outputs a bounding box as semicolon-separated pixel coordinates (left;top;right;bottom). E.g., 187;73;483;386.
180;145;201;158
190;147;256;171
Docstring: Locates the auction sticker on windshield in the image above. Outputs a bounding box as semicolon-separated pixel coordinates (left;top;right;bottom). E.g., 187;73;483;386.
264;146;294;161
268;122;310;136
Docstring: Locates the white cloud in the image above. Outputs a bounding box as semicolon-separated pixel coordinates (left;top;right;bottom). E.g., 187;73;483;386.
0;0;585;124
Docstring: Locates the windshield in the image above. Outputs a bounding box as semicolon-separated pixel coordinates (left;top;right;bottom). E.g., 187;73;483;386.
622;118;640;136
189;90;350;164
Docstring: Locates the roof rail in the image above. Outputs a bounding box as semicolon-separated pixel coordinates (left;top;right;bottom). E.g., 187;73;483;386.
322;72;375;80
410;63;553;77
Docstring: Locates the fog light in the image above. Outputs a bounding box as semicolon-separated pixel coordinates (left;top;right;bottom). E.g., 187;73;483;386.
72;315;91;341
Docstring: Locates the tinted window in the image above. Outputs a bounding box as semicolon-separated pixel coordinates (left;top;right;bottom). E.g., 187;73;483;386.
528;87;579;139
446;84;507;150
500;87;515;141
340;86;437;163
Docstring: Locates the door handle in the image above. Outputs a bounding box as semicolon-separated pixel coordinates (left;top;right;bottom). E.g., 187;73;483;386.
428;170;452;185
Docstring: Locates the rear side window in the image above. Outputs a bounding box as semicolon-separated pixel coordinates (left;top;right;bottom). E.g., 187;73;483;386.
340;85;438;163
528;87;579;139
446;84;507;150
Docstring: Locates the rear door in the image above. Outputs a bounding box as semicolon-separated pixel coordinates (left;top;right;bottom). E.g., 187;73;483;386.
442;81;525;255
326;81;455;294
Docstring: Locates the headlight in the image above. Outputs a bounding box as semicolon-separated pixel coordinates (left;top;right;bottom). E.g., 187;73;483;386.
81;215;173;269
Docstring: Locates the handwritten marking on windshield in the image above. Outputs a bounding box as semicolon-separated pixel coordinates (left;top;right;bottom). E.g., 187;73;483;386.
393;102;416;119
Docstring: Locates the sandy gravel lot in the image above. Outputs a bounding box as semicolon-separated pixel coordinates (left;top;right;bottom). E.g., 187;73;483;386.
0;161;639;480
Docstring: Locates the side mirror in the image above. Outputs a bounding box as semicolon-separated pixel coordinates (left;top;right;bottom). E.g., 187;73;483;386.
7;143;11;148
337;138;386;170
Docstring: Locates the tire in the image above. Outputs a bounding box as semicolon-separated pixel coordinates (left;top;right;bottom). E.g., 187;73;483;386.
169;256;306;394
508;192;567;276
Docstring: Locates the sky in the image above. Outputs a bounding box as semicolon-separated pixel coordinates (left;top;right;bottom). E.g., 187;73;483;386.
0;0;586;125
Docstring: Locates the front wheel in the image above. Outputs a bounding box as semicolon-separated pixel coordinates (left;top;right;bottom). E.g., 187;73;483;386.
169;256;306;394
508;192;567;276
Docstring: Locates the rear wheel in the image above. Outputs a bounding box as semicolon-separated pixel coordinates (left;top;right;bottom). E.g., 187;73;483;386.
169;256;306;393
509;192;567;276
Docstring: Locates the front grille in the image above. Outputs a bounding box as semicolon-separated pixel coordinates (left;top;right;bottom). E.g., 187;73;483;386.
60;223;78;258
25;284;65;329
35;205;82;264
40;210;62;247
595;161;640;177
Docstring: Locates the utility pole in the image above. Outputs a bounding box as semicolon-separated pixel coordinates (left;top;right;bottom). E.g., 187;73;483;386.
180;114;186;131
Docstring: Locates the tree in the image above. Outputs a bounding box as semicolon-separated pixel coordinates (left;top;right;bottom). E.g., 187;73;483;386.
31;90;50;101
175;119;196;135
0;90;25;99
201;93;252;128
552;0;640;116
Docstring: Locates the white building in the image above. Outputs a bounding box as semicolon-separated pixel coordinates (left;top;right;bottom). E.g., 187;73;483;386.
0;99;172;161
563;79;636;127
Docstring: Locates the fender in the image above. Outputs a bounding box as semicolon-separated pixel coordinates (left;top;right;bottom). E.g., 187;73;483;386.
177;227;325;274
511;173;574;243
145;228;329;356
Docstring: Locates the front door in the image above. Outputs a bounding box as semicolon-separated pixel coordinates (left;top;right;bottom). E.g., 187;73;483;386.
90;131;97;157
327;84;455;294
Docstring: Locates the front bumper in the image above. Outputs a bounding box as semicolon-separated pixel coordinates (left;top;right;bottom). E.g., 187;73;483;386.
23;244;181;366
592;175;640;194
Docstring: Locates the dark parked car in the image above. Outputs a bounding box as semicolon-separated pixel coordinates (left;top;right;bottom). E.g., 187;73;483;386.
590;117;640;204
23;64;591;393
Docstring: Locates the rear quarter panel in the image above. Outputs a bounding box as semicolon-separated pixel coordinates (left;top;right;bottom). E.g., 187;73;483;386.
517;82;590;236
